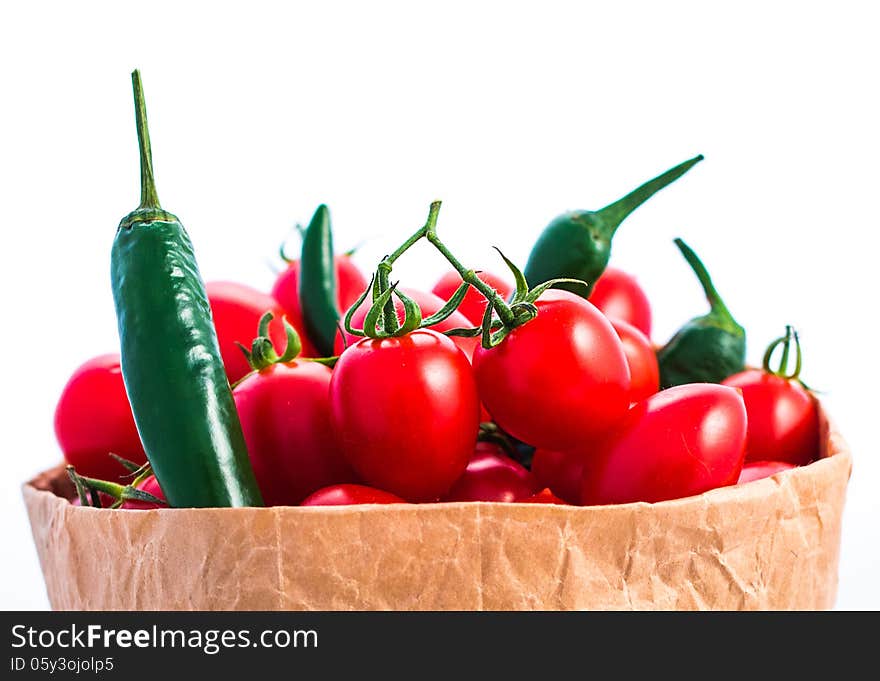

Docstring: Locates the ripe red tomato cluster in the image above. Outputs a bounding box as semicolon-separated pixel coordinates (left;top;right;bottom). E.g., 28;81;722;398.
55;252;819;509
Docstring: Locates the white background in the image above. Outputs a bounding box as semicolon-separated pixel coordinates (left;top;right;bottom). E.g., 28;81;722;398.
1;1;877;609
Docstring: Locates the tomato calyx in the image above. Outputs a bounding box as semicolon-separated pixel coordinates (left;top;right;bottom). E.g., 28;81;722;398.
66;455;165;509
235;312;337;381
762;325;803;380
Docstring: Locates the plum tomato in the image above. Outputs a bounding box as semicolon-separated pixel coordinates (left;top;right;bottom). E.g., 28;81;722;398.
54;354;147;481
206;281;290;384
431;270;514;326
234;360;355;505
301;483;406;506
443;442;536;502
722;369;819;466
610;317;660;403
518;488;568;504
580;383;747;505
531;447;586;505
330;329;480;502
272;255;368;357
589;267;652;337
472;289;631;451
737;460;796;485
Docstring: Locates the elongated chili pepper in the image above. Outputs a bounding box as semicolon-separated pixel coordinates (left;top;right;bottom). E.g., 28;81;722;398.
111;70;263;508
524;155;703;296
657;238;745;388
299;204;339;356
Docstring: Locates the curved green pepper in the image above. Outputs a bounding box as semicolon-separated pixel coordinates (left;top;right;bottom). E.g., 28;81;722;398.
111;71;263;508
524;155;703;295
657;238;746;388
299;204;339;356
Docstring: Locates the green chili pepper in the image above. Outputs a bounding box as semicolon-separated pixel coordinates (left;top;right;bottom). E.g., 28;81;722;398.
299;204;339;356
524;155;703;296
111;70;263;508
657;238;746;388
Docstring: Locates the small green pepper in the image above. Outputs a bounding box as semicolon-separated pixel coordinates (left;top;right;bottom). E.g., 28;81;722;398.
657;238;746;388
299;204;339;356
111;71;263;508
524;155;703;296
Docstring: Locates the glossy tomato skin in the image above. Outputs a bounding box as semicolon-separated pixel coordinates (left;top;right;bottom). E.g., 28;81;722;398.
737;460;796;485
531;448;585;505
722;369;819;466
121;475;166;510
580;384;747;505
330;329;480;502
589;267;652;337
54;354;147;480
431;270;514;326
234;361;354;505
334;287;477;358
443;443;536;502
473;289;631;451
272;255;368;358
206;281;289;384
610;318;660;403
519;488;568;504
301;484;406;506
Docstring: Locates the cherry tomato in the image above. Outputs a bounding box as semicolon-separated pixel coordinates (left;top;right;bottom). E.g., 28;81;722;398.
531;448;585;504
737;460;796;485
431;270;514;326
589;267;652;337
54;354;147;481
206;281;290;384
473;289;631;451
518;488;569;505
272;255;368;357
121;475;166;510
234;361;355;505
443;443;536;502
330;329;480;502
722;369;819;466
610;318;660;403
580;384;747;505
301;484;406;506
334;287;477;358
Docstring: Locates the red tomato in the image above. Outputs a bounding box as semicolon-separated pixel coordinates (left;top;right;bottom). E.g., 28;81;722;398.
330;329;480;502
431;270;514;326
531;448;585;504
54;354;147;480
443;443;536;502
610;318;660;403
722;369;819;466
518;488;568;505
121;475;166;510
334;287;477;358
272;255;368;357
737;460;796;485
301;484;406;506
472;289;631;451
580;384;747;505
206;281;290;384
589;267;652;337
234;361;355;505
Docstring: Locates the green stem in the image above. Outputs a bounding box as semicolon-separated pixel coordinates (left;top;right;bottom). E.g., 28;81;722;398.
598;155;703;237
131;70;161;211
673;238;735;324
376;262;399;335
424;210;516;326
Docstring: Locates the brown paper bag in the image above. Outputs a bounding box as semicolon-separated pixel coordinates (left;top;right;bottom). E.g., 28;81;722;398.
23;406;851;610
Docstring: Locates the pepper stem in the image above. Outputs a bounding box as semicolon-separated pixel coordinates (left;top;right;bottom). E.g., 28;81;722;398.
598;155;703;237
673;238;737;326
131;70;162;211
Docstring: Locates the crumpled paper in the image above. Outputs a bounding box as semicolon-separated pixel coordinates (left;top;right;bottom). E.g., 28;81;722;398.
23;407;851;610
